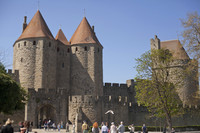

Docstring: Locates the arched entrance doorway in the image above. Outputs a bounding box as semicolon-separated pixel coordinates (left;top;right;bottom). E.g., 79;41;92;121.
37;104;57;127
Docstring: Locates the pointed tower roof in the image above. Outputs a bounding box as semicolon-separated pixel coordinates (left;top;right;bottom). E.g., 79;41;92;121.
160;40;190;60
70;17;102;46
55;29;69;45
17;10;54;41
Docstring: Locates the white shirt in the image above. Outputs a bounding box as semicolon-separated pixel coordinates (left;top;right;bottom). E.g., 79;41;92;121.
110;125;117;133
101;125;108;132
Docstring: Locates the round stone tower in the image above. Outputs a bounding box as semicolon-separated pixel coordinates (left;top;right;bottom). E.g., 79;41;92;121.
68;17;103;128
13;10;57;90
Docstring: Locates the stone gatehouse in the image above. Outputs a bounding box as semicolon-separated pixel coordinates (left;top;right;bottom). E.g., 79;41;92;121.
2;10;200;132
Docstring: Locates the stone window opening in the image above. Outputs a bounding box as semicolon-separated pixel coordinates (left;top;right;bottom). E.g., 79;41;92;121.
75;47;78;52
62;63;64;68
18;43;20;48
109;96;111;101
57;47;60;52
21;58;23;62
84;46;87;51
49;42;51;47
33;41;36;45
67;48;70;53
24;41;26;46
98;48;100;52
167;71;169;76
119;96;121;102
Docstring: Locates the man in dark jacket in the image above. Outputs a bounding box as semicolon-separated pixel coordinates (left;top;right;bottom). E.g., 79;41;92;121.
1;118;14;133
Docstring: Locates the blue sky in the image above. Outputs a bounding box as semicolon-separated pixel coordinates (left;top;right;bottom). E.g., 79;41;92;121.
0;0;200;83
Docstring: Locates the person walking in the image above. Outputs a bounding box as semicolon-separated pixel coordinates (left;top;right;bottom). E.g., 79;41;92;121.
52;122;56;131
57;123;61;132
117;121;125;133
171;128;175;133
142;124;147;133
110;122;117;133
92;122;100;133
72;123;75;133
0;118;14;133
66;122;69;132
82;121;89;133
128;124;135;133
18;122;24;133
101;122;108;133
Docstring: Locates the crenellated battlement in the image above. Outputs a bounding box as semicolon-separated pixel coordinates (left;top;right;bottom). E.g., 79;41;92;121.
7;69;20;83
104;83;127;87
7;69;19;76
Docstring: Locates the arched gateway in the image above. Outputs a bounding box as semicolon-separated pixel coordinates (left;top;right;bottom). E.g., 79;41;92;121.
25;88;68;128
37;104;57;126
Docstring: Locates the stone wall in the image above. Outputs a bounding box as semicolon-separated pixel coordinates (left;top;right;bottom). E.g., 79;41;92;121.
41;39;57;89
68;95;101;132
56;41;70;91
169;59;199;105
70;44;103;96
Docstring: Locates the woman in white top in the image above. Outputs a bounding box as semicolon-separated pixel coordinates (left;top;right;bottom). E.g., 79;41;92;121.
110;122;117;133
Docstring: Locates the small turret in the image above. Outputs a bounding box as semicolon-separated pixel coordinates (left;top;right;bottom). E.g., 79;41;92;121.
151;35;160;50
23;16;27;32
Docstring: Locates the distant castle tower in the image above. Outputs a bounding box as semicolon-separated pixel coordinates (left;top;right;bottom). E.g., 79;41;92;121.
151;35;199;105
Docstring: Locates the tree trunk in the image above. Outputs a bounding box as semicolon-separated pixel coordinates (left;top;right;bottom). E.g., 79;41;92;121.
166;113;172;132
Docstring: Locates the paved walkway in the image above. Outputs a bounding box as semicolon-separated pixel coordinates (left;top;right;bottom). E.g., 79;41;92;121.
16;129;200;133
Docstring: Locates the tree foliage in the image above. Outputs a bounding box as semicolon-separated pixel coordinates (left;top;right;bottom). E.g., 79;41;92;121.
135;49;184;130
0;63;28;114
181;12;200;59
181;12;200;100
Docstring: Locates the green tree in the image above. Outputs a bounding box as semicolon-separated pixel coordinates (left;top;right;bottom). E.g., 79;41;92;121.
0;63;28;114
181;12;200;59
181;12;200;100
135;49;184;131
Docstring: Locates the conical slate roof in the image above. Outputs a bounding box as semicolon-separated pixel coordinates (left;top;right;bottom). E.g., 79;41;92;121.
160;40;190;60
70;17;101;46
17;10;54;41
55;29;69;45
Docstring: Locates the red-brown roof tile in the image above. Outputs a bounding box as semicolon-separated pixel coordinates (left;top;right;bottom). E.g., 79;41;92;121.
160;40;190;60
55;29;69;45
17;10;54;41
70;17;101;46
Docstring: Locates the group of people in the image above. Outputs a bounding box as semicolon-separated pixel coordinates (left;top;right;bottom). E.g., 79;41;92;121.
42;119;65;131
0;118;176;133
82;121;134;133
0;118;32;133
82;121;174;133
